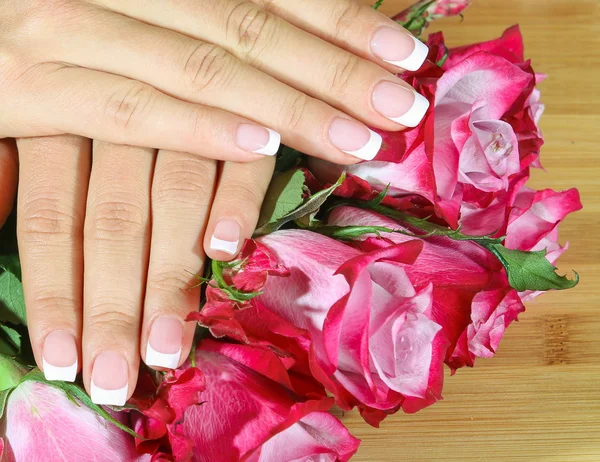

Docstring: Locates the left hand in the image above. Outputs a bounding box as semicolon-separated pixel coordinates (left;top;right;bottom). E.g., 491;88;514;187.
1;135;274;405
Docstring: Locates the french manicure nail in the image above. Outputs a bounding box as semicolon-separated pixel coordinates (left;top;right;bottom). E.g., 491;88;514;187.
210;219;241;255
328;118;382;161
42;330;78;382
372;81;430;128
91;351;128;406
236;124;281;156
146;316;183;369
371;27;429;71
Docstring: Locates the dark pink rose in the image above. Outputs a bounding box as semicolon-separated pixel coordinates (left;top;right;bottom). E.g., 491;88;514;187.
132;340;355;461
327;206;523;372
182;340;356;461
251;230;447;425
3;380;147;462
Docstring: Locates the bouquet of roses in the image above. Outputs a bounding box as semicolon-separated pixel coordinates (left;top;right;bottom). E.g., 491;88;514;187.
0;1;582;461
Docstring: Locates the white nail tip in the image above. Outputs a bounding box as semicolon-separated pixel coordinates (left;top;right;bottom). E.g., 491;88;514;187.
384;35;429;72
210;236;239;255
90;380;129;406
145;342;181;370
389;92;430;128
252;129;281;156
43;358;77;382
342;129;383;161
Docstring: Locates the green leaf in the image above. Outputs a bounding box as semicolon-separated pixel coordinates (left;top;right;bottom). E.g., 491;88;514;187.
275;146;303;173
258;169;306;228
255;173;346;236
484;244;579;292
311;225;425;242
19;369;146;440
0;255;26;326
372;0;385;10
0;323;21;356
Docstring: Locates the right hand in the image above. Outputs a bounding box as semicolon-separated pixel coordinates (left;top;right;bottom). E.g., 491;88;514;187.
0;0;430;164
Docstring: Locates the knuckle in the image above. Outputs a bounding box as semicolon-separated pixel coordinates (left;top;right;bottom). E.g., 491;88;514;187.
328;54;360;97
280;93;310;131
153;157;215;207
104;82;155;132
87;304;138;332
148;266;197;296
86;197;148;241
226;3;276;62
31;294;78;312
330;0;362;41
18;195;81;243
219;180;262;208
182;43;236;94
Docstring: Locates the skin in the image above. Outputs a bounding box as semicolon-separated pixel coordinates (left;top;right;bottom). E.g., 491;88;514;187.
0;0;420;402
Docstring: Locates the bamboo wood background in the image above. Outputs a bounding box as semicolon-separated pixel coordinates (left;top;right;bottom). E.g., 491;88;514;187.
343;1;600;460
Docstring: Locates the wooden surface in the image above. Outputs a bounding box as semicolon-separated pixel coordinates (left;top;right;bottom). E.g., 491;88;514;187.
344;1;600;460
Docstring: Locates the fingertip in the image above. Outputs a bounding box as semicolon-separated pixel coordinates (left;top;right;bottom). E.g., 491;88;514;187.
205;218;242;261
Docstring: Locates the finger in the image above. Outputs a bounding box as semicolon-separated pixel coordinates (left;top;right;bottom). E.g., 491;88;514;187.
254;0;429;73
95;0;429;130
47;10;380;164
1;64;280;162
204;157;275;261
83;142;154;406
16;135;90;382
142;152;217;370
0;139;18;228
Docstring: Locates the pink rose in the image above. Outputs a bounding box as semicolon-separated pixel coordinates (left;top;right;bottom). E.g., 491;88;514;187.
504;187;582;302
251;230;447;425
135;340;358;461
310;27;541;233
327;206;524;372
3;380;146;462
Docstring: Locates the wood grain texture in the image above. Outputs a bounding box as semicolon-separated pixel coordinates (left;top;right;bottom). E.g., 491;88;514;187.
345;1;600;460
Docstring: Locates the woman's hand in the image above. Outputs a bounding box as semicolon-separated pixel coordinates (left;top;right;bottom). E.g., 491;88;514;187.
14;135;274;405
0;0;429;164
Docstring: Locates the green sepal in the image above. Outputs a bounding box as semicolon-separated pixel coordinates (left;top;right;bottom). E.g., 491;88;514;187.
19;369;146;440
0;354;28;418
0;354;27;391
310;225;424;242
0;389;9;418
258;169;306;228
210;259;262;303
255;173;346;236
484;244;579;292
372;0;385;10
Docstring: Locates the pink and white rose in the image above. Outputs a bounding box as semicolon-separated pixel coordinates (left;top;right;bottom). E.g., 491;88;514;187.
252;230;447;425
2;380;146;462
327;206;524;372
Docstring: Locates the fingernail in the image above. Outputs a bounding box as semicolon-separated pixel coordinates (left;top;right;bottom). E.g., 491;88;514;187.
371;27;429;71
42;330;78;382
372;81;430;128
236;124;281;156
146;316;183;369
91;351;128;406
210;219;241;255
328;118;382;161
